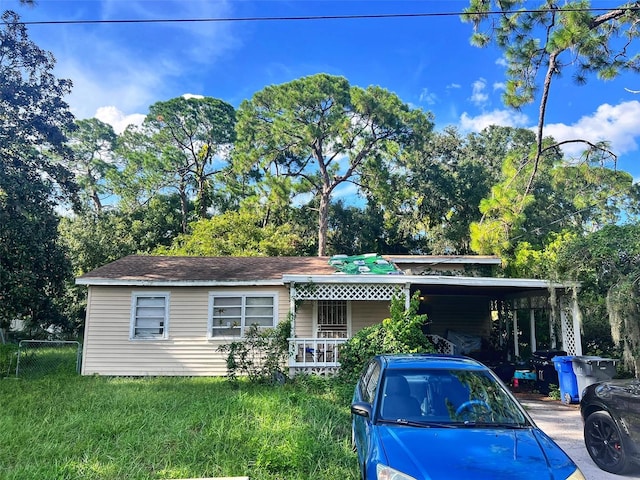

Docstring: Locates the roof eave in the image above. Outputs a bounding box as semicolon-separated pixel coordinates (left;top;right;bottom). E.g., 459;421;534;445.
75;279;284;287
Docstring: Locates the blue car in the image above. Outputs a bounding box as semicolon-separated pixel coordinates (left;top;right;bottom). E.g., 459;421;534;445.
351;354;585;480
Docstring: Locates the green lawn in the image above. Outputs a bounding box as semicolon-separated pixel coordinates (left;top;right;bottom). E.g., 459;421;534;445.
0;374;359;480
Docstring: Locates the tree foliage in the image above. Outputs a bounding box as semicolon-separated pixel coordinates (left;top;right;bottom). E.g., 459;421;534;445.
554;225;640;371
0;11;77;333
338;293;436;382
235;73;434;256
156;208;302;257
63;118;118;213
59;196;184;276
115;96;237;232
468;127;635;258
463;1;638;241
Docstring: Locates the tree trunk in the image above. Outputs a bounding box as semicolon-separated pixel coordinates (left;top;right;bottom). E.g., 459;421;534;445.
179;186;189;233
197;174;207;219
91;190;102;213
317;189;331;256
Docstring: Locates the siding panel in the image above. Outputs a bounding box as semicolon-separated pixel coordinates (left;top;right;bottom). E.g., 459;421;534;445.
82;285;291;376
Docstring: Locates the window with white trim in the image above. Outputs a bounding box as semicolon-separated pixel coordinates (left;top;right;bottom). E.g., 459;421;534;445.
316;300;348;338
209;293;277;338
130;293;169;340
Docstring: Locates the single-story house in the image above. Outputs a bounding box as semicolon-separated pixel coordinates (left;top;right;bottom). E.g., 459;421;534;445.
76;254;583;377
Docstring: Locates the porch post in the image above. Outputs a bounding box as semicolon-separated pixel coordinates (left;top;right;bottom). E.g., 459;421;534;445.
530;308;537;353
289;283;297;335
513;309;520;358
404;283;411;310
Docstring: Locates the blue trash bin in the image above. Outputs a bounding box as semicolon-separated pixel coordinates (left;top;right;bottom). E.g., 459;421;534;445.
552;356;579;404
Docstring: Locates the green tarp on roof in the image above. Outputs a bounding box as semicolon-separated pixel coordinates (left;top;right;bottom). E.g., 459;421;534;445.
328;253;403;275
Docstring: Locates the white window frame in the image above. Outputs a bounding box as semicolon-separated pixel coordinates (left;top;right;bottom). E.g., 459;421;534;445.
207;291;279;339
313;299;351;338
130;292;170;340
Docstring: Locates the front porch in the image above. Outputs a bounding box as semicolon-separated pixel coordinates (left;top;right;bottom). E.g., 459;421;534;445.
288;337;347;374
284;274;582;376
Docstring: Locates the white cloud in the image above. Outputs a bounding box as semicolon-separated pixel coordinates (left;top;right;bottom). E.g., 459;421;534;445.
95;106;146;134
56;52;168;121
459;109;530;132
544;101;640;158
183;93;205;100
43;0;241;121
470;78;489;107
419;88;438;105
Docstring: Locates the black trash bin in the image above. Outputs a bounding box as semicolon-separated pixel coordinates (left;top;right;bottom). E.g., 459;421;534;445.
530;350;566;395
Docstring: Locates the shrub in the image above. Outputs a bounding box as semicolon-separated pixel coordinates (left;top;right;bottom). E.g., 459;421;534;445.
338;292;436;382
218;317;291;383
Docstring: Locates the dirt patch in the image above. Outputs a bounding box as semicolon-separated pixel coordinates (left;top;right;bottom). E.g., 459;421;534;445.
514;391;581;408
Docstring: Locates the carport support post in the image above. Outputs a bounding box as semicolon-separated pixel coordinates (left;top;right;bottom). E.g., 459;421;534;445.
530;308;537;353
571;290;583;356
513;309;520;359
559;293;583;356
550;309;557;350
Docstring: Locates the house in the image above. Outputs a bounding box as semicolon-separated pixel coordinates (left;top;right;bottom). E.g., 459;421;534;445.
75;254;583;377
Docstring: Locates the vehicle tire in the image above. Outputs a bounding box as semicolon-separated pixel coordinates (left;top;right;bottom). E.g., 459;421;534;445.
584;410;633;474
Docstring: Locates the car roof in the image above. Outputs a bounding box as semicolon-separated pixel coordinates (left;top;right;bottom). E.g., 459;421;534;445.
377;354;488;371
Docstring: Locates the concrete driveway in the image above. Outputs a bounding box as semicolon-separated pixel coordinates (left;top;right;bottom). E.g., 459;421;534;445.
520;396;640;480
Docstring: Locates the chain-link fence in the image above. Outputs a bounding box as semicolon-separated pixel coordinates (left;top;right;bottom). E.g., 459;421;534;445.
16;340;82;378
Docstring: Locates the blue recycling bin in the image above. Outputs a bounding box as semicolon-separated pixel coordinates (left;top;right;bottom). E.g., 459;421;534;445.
552;356;579;404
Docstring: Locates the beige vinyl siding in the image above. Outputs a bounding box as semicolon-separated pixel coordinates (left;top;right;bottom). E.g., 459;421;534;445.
351;301;390;334
82;285;291;376
292;302;314;337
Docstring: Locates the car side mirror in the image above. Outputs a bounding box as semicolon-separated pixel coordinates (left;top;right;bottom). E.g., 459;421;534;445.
351;401;372;418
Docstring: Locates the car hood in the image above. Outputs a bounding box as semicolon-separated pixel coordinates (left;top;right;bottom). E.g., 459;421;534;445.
376;424;577;480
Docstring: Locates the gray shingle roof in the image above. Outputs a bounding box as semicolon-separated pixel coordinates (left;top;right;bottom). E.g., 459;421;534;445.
77;255;336;283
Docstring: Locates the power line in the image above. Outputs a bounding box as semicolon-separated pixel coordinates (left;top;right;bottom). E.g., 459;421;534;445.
18;6;640;26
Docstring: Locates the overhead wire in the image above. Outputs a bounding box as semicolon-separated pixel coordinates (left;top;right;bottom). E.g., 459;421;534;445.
13;2;640;237
18;5;640;26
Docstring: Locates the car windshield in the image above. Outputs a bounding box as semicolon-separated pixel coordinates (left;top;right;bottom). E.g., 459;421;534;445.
378;368;528;427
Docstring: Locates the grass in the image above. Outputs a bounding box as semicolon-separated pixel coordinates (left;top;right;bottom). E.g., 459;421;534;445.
0;373;359;480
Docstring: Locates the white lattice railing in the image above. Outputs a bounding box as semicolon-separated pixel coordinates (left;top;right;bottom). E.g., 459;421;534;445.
427;334;457;355
292;283;404;301
288;338;347;368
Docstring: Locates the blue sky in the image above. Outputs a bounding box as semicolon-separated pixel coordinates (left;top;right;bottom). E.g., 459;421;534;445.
14;0;640;185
